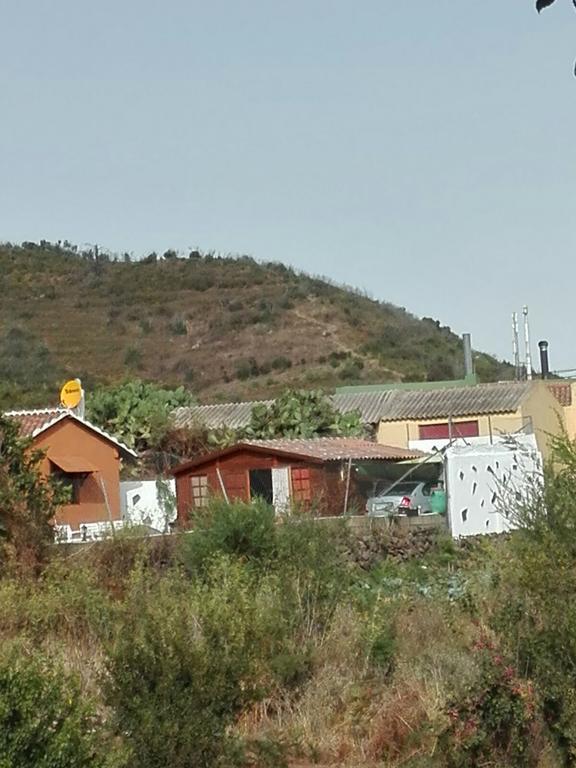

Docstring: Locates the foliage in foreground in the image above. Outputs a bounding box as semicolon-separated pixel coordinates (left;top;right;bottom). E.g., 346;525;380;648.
0;649;112;768
7;430;576;767
0;414;65;570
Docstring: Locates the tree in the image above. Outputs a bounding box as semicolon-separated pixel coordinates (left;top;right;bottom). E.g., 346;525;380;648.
243;389;363;440
0;415;66;569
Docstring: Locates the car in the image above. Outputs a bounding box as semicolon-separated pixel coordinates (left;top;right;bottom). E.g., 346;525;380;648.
366;480;435;517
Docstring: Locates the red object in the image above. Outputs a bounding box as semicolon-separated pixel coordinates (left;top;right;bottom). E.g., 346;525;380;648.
418;420;479;440
399;496;412;509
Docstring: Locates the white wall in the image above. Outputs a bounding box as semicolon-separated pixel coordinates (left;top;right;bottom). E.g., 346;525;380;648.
445;435;543;538
120;479;177;533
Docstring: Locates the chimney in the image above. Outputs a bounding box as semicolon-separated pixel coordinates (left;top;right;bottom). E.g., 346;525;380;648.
538;340;550;380
463;333;474;379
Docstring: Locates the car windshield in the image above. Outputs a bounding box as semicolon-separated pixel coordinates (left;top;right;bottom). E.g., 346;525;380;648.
377;482;419;497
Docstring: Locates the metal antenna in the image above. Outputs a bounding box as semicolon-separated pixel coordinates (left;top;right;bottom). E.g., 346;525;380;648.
523;306;532;381
512;312;520;381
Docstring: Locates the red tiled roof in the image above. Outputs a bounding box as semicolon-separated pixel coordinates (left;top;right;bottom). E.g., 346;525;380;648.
6;408;65;437
173;437;425;475
244;438;424;461
547;382;572;407
4;409;137;459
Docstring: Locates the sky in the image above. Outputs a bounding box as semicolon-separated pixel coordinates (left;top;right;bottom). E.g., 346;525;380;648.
1;1;575;371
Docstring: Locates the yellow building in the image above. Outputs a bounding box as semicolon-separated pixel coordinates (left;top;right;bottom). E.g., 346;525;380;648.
547;381;576;441
374;381;565;459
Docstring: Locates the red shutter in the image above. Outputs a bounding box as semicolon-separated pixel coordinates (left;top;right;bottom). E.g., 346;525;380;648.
418;420;479;440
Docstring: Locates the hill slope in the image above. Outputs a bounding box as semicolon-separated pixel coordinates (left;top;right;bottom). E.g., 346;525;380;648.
0;241;512;407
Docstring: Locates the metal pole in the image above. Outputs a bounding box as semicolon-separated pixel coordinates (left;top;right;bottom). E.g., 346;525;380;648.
463;333;474;378
523;306;532;381
512;313;520;381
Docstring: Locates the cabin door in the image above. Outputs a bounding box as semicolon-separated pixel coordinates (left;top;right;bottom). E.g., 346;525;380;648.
249;469;274;504
272;468;291;514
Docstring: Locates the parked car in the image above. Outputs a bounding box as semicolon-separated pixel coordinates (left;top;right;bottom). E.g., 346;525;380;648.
366;481;435;517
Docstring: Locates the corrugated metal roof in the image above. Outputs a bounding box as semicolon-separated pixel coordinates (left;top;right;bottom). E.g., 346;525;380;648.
377;381;534;422
172;381;544;431
172;392;388;430
172;400;271;430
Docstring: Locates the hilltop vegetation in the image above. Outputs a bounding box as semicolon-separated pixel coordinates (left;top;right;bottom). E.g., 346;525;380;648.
0;241;512;408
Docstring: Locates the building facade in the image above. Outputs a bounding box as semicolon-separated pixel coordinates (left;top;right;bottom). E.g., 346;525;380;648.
7;409;136;532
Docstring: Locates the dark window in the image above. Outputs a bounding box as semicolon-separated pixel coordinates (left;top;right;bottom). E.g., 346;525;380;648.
418;420;479;440
249;469;273;504
51;470;83;504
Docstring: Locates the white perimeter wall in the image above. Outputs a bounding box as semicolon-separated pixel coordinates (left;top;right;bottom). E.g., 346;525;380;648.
120;479;176;533
445;435;543;538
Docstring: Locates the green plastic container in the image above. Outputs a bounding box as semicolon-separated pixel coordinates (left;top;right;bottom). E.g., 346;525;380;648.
429;488;447;516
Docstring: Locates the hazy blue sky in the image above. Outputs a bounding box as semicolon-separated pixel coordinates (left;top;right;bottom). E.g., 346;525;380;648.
1;1;574;370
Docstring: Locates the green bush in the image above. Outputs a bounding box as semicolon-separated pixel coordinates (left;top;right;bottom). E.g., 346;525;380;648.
105;560;281;768
180;498;277;574
0;648;112;768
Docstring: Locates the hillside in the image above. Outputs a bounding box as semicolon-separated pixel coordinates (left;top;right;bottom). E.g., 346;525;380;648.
0;241;512;408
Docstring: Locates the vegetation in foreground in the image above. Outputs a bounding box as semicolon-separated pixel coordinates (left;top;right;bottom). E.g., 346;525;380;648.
4;415;576;766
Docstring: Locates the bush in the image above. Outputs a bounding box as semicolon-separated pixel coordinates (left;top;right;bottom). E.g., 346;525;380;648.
0;648;111;768
180;498;277;574
105;560;280;768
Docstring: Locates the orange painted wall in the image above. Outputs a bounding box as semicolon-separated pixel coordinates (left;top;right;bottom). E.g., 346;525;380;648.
33;419;122;528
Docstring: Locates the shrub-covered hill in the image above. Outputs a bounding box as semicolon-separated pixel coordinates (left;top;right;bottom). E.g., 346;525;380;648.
0;241;512;407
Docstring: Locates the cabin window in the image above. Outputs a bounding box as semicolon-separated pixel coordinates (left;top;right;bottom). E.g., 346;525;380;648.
291;468;312;503
190;475;209;507
418;420;479;440
51;470;83;504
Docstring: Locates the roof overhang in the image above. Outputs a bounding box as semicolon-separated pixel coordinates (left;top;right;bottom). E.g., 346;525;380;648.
49;455;99;473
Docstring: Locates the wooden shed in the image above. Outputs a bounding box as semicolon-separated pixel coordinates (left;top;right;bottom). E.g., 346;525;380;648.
6;408;137;533
172;437;424;524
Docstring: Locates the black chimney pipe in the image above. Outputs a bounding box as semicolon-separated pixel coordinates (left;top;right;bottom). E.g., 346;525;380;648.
538;340;550;380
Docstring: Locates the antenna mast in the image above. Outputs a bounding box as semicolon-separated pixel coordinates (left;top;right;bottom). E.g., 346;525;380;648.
512;312;520;381
523;305;532;381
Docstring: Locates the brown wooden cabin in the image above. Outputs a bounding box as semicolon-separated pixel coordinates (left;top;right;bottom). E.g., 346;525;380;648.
172;437;424;525
6;408;137;532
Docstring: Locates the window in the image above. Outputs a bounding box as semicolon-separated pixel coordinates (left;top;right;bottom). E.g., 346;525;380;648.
291;468;311;503
190;475;209;507
51;470;83;504
418;420;479;440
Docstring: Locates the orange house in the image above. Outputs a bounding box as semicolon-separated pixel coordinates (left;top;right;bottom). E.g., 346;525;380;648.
6;408;137;531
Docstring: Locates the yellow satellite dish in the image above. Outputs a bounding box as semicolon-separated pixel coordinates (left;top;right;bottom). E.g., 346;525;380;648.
60;379;82;409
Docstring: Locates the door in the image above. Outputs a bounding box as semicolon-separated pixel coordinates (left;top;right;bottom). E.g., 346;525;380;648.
249;469;274;504
272;467;291;514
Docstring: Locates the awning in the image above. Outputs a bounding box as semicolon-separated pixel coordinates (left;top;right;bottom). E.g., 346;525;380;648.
49;455;98;473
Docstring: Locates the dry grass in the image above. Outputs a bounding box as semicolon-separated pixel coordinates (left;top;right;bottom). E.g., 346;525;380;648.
235;598;483;768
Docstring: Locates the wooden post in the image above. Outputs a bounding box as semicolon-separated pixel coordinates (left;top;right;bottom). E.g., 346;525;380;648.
342;458;353;516
98;474;115;538
216;466;229;503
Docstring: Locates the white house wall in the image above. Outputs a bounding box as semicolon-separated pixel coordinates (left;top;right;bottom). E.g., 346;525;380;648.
120;479;177;533
445;435;543;538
